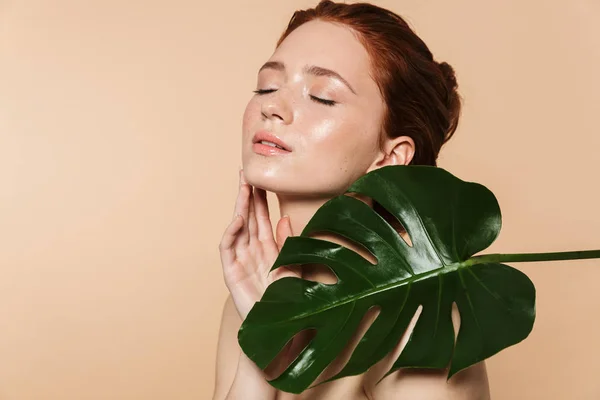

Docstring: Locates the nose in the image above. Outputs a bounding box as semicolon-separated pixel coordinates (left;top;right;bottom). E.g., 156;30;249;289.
260;88;293;124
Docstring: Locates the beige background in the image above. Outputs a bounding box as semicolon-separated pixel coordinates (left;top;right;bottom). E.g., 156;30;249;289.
1;0;599;399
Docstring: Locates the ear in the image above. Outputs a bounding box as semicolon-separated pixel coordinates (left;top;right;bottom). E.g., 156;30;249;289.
367;135;415;173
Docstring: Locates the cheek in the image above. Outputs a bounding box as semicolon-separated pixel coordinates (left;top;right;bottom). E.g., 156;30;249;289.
314;117;378;159
307;118;337;144
242;100;261;136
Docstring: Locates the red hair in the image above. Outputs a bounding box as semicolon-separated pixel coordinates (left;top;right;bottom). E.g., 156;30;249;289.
276;0;461;167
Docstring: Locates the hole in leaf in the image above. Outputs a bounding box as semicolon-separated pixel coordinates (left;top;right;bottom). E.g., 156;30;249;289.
308;231;377;265
364;305;423;384
344;191;373;206
301;263;339;285
313;305;382;385
451;301;461;341
264;328;318;380
372;199;413;248
343;192;412;248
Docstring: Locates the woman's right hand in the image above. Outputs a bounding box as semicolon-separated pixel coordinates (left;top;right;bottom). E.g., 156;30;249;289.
219;168;301;321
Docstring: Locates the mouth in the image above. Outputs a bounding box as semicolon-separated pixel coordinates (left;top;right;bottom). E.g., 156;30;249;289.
252;131;291;152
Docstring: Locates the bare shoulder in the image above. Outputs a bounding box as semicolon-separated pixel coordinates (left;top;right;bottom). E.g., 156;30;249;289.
213;294;242;400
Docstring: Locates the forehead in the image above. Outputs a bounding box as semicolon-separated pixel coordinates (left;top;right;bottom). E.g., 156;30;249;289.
270;20;375;90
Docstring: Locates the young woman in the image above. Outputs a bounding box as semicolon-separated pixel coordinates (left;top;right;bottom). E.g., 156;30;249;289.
214;1;491;398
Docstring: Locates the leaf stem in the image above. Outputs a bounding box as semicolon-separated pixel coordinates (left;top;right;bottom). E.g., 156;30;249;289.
466;249;600;266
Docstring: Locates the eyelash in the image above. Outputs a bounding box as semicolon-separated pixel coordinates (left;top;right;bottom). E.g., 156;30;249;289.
252;89;336;106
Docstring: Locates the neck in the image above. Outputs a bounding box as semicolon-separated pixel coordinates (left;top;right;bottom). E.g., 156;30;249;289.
275;192;374;236
275;193;330;236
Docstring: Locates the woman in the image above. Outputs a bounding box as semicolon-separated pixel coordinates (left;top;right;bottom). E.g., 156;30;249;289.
214;1;491;398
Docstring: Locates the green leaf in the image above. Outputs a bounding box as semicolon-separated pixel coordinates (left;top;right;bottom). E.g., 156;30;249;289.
238;165;536;394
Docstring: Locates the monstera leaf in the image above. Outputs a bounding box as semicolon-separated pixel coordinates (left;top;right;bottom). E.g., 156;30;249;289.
237;165;600;394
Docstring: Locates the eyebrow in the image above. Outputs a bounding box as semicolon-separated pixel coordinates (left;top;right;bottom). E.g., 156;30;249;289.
258;61;357;95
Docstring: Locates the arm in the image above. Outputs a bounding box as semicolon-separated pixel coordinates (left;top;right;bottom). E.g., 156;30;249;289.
225;353;279;400
212;295;279;400
215;169;301;399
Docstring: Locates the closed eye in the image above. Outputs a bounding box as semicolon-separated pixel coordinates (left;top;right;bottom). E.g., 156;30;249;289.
252;89;336;106
309;95;336;106
253;89;277;95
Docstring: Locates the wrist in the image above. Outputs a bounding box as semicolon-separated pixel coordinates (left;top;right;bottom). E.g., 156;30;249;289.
226;351;278;400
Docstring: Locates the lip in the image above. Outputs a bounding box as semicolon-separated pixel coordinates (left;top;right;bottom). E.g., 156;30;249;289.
252;143;291;156
252;130;291;152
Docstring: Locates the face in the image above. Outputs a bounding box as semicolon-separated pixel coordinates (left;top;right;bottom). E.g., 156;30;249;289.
241;19;387;197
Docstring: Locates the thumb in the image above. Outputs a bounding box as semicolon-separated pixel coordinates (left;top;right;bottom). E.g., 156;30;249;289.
275;215;293;251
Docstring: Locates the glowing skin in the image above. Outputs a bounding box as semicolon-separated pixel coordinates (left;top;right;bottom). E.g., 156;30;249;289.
242;20;414;199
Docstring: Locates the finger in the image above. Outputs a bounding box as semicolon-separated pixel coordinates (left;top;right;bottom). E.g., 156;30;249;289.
219;214;245;267
234;169;251;245
232;168;244;217
275;215;293;251
247;186;259;244
253;188;275;243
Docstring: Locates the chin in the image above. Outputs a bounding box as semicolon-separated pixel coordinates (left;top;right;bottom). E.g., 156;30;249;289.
247;170;342;200
243;163;284;191
243;166;303;196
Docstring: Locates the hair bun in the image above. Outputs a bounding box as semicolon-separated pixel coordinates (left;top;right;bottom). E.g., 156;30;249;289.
438;61;458;91
436;61;461;143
